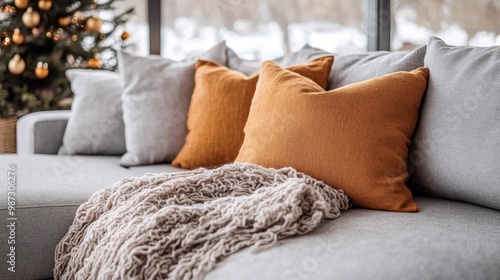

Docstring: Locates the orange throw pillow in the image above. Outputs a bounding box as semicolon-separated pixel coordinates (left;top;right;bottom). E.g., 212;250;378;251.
172;56;333;169
236;61;429;212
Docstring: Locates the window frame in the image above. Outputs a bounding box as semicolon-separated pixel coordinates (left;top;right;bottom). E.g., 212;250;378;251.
147;0;391;55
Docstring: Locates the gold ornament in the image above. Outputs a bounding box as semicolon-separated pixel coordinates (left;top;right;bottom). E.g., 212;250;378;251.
22;7;40;28
8;54;26;75
32;27;40;36
14;0;29;9
35;62;49;79
121;31;130;40
88;55;102;68
1;31;9;46
45;31;52;38
38;0;52;11
12;28;25;44
72;12;81;24
85;15;102;33
3;5;16;15
2;37;11;46
58;16;71;27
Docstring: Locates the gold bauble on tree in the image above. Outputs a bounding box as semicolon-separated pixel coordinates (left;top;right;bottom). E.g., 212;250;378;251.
12;28;25;44
88;54;102;68
14;0;29;9
8;54;26;75
58;16;71;27
35;62;49;79
72;12;85;24
22;7;40;28
2;5;16;15
2;31;11;46
85;15;103;33
32;27;40;37
38;0;52;11
2;37;11;46
121;31;130;40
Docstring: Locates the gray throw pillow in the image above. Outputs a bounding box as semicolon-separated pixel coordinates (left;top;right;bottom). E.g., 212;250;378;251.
233;44;425;89
226;44;327;76
59;69;125;155
328;45;426;89
409;37;500;210
119;42;227;167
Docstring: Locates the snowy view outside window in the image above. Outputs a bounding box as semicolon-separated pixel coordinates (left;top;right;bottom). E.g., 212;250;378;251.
392;0;500;50
120;0;500;59
160;0;367;60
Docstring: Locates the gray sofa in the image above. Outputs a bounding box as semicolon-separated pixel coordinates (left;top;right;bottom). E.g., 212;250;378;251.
1;110;499;280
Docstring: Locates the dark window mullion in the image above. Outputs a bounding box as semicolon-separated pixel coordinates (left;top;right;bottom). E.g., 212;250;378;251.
148;0;162;55
366;0;391;51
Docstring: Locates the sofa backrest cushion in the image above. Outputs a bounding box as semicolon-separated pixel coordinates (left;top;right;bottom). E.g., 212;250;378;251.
245;44;426;90
236;61;429;212
409;37;500;210
118;42;227;167
226;44;327;76
329;45;427;89
172;56;333;169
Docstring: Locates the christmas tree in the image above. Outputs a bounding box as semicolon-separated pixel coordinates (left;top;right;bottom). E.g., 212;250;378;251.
0;0;133;118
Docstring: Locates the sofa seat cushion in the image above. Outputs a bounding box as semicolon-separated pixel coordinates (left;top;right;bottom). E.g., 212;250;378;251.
0;155;498;280
206;196;500;280
0;155;184;209
0;155;184;280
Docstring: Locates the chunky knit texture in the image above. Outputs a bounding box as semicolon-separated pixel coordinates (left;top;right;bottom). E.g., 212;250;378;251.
54;163;349;280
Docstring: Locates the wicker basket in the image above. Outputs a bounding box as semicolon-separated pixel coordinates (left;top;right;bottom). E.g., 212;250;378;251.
0;118;17;153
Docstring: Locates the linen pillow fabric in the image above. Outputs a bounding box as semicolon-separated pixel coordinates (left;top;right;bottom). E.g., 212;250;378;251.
226;44;328;76
118;42;227;167
329;45;426;89
172;56;333;169
59;69;125;155
236;61;429;212
409;37;500;210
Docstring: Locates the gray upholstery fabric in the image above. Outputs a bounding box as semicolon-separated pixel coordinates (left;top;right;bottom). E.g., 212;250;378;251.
16;110;70;155
226;44;328;76
409;37;500;210
0;154;498;280
228;44;425;89
328;45;426;89
206;197;500;280
118;42;227;167
0;155;184;280
59;69;125;155
35;120;67;155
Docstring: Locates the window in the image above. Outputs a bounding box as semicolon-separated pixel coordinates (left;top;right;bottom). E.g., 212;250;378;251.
135;0;500;55
392;0;500;50
160;0;367;60
119;0;149;56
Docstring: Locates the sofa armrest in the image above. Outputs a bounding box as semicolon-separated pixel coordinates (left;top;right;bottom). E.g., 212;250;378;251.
16;110;71;155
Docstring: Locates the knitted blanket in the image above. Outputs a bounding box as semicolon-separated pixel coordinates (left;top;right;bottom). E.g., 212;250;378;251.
54;163;349;280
